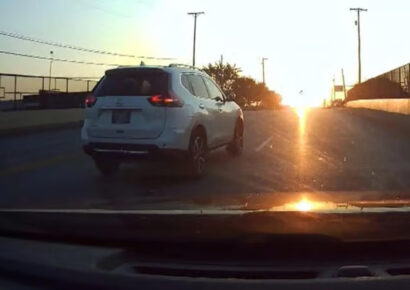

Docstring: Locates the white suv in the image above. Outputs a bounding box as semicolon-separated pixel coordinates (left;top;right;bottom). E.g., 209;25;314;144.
81;64;244;177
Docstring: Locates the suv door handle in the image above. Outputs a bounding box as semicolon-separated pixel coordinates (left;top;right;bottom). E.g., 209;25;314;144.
199;103;205;110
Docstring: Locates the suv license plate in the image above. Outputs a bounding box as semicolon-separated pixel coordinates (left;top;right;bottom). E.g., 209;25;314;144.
112;110;131;124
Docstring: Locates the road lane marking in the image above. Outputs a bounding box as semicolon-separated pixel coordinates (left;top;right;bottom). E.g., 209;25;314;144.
255;136;273;152
0;151;82;177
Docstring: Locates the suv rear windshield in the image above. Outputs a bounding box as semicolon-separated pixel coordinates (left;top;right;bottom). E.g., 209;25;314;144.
93;68;168;97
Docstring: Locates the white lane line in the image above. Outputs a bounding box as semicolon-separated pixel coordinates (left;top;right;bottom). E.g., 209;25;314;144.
255;136;273;152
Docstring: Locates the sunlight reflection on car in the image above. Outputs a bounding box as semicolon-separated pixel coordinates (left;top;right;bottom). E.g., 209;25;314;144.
270;197;329;212
268;197;410;213
294;198;313;212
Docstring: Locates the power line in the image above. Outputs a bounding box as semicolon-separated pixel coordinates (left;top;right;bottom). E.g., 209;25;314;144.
0;50;122;66
0;30;176;60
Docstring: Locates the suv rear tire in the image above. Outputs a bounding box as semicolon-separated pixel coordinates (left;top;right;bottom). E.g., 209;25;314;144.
94;157;120;177
187;130;207;177
227;121;244;157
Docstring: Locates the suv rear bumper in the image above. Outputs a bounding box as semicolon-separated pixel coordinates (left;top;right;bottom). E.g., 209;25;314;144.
81;119;192;152
83;142;188;161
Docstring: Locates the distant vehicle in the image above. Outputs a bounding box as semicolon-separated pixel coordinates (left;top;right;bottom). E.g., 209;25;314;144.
81;64;244;177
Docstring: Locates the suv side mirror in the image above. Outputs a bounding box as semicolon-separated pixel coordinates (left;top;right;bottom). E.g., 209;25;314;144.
214;96;224;103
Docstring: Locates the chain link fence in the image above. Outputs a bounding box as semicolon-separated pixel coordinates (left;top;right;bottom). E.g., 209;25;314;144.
0;73;99;110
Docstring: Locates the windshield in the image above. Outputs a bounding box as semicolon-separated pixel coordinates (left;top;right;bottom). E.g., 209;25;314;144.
0;0;410;244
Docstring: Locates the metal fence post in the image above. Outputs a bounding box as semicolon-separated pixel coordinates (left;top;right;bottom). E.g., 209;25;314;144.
407;64;410;93
66;78;69;93
399;67;402;86
14;75;17;110
87;80;90;92
42;77;45;92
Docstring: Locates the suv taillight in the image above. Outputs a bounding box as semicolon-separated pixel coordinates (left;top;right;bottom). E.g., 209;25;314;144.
148;93;183;107
85;94;97;108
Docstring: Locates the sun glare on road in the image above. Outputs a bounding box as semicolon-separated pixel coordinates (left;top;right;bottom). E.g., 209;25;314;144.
295;106;309;173
295;106;307;120
294;106;312;188
294;106;309;137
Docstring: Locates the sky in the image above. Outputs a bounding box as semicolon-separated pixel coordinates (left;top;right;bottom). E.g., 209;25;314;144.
0;0;409;106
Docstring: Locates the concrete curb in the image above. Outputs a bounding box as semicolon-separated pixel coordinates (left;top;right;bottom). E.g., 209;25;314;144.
0;121;83;137
345;98;410;115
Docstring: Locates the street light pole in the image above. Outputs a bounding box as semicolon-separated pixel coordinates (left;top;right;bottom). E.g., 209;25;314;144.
49;50;53;92
188;12;204;67
350;8;367;84
262;57;268;85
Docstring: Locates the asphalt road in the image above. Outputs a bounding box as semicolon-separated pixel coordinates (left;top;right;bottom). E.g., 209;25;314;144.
1;108;409;210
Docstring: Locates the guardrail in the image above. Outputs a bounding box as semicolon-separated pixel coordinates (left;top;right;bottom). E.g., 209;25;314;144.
345;98;410;115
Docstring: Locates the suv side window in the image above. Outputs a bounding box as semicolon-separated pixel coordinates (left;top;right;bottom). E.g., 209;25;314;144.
203;77;224;101
188;74;210;98
181;74;194;95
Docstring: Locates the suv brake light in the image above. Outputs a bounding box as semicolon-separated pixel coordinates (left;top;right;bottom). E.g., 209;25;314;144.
85;94;97;108
148;94;183;107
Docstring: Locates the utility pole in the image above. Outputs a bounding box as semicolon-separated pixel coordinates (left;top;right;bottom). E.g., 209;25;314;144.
187;12;204;67
341;68;347;100
350;7;367;84
220;54;223;64
49;50;53;92
262;57;268;85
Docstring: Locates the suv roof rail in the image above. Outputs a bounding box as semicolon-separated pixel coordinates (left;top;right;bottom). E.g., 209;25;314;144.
168;63;200;70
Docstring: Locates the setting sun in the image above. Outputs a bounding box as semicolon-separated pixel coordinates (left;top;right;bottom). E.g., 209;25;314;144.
281;88;323;108
295;198;313;212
